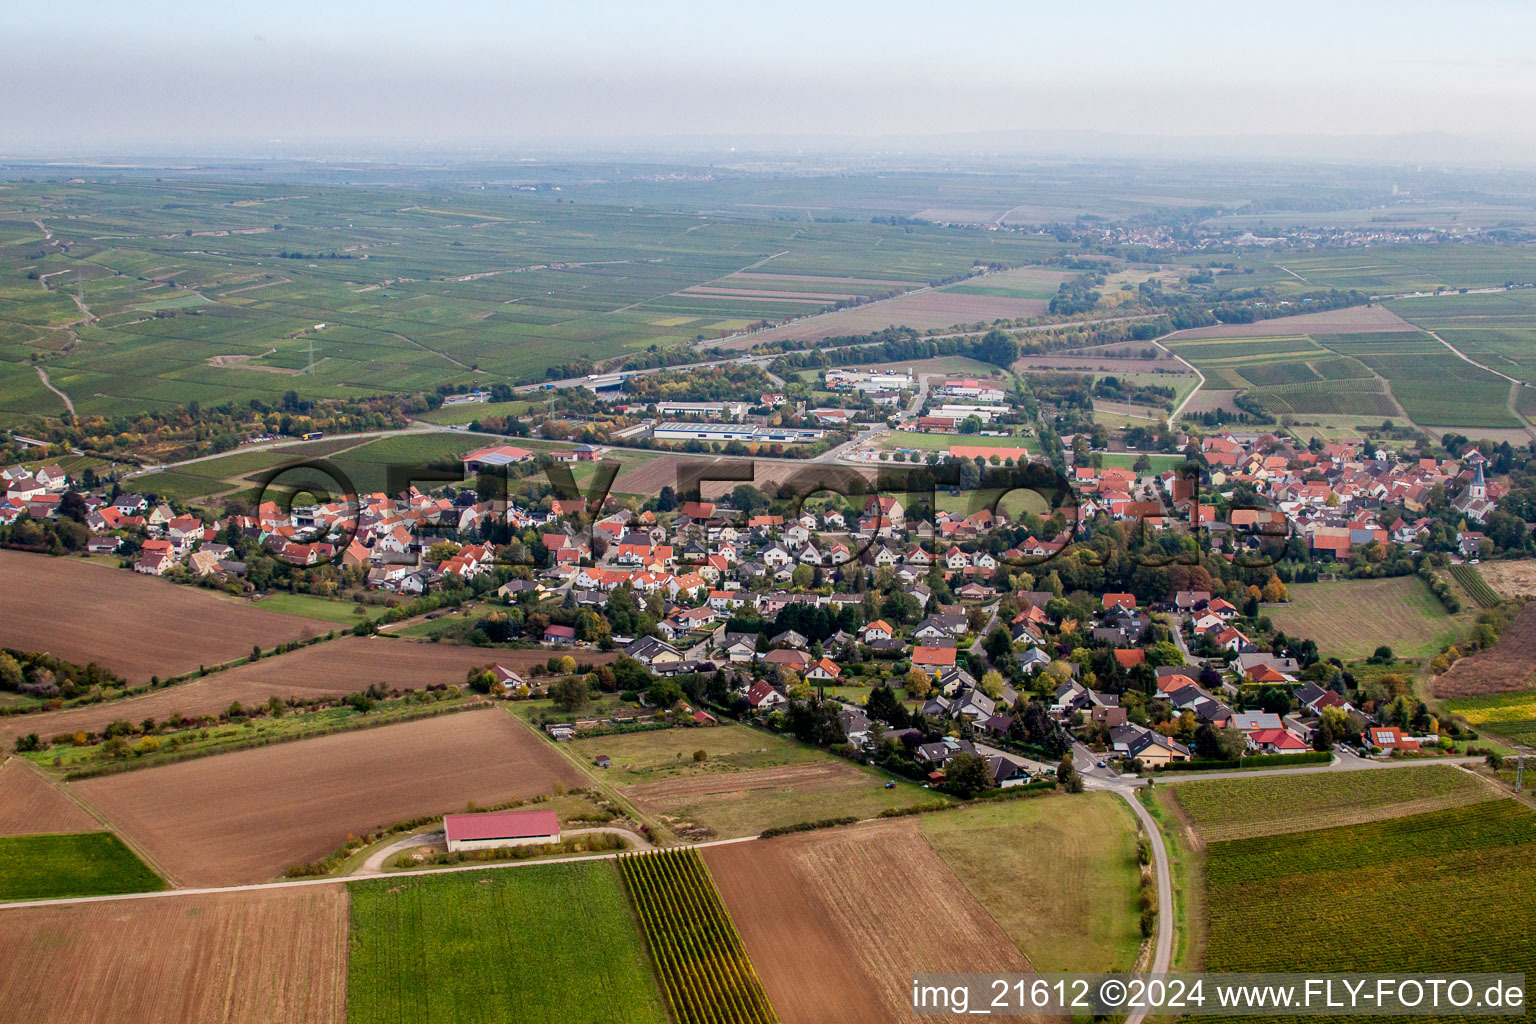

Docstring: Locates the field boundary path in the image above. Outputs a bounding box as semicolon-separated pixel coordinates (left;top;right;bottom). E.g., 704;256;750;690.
34;366;75;416
1114;787;1171;1019
1150;332;1205;421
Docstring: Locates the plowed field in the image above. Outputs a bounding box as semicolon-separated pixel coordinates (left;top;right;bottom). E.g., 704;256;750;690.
72;708;581;886
0;549;327;681
705;819;1039;1024
0;757;98;836
0;886;347;1024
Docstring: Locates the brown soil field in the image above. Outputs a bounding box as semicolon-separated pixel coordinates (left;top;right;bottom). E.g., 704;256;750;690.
72;708;582;886
741;291;1054;346
1164;304;1410;340
1179;388;1243;415
0;637;558;744
1476;560;1536;600
726;273;921;289
705;819;1037;1024
0;885;347;1024
623;761;863;808
1015;354;1180;373
0;550;327;682
1434;604;1536;698
612;454;871;499
680;286;856;302
0;756;100;835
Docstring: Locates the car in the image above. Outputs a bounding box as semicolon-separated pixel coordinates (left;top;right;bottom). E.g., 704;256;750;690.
883;780;896;789
1097;760;1107;769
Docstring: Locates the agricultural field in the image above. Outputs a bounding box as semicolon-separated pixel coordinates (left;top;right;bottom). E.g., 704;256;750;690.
1164;304;1412;340
1314;331;1522;429
1264;576;1467;660
0;757;100;836
0;636;512;745
0;886;348;1024
570;721;939;838
705;818;1034;1024
920;792;1144;973
0;549;329;682
71;707;582;886
1441;691;1536;745
348;861;668;1024
0;831;163;900
619;849;778;1024
1448;563;1502;608
714;267;1073;349
251;591;379;623
1472;558;1536;600
1202;800;1536;1019
0;179;1071;425
1170;764;1495;842
1434;604;1536;698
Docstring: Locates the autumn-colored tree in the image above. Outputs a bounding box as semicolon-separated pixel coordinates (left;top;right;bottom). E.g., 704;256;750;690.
904;667;932;700
1261;576;1288;603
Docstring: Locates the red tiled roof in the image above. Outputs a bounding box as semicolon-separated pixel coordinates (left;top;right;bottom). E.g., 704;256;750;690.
443;809;559;842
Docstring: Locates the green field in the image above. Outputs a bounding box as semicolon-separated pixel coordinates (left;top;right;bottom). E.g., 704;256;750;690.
1202;800;1536;1022
0;832;164;900
618;849;778;1024
1441;691;1536;745
567;721;825;785
0;178;1071;426
253;591;375;623
1265;576;1467;660
1448;563;1501;609
921;792;1143;973
347;861;669;1024
1170;764;1494;842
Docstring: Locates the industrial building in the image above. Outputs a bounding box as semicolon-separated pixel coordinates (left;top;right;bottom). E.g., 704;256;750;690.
652;422;825;444
655;400;749;421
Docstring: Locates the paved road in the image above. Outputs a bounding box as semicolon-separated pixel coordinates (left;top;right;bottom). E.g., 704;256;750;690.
1115;786;1172;1008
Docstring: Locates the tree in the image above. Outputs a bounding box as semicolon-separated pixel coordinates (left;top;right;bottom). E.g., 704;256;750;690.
550;675;590;712
1370;645;1394;664
556;655;577;675
978;670;1005;700
1261;576;1288;603
1056;753;1083;793
976;329;1020;370
1257;687;1291;716
792;564;814;589
941;752;996;797
0;652;20;691
645;677;685;709
904;667;933;700
866;685;909;727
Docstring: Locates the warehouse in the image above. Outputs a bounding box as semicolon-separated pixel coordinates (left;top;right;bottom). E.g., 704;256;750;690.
443;809;561;852
462;445;535;473
652;422;825;444
655;400;749;421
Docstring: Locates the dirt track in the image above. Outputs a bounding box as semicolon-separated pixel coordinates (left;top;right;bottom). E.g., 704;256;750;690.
0;756;99;836
705;819;1038;1024
0;549;327;682
72;707;582;886
0;885;347;1023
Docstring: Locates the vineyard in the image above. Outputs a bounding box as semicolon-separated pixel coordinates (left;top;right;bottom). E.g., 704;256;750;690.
1449;563;1501;609
619;849;780;1024
1203;800;1536;1024
1441;691;1536;744
1172;764;1494;841
1250;377;1398;416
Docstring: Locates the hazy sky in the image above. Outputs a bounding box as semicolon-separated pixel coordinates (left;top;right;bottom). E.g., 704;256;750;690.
4;0;1536;154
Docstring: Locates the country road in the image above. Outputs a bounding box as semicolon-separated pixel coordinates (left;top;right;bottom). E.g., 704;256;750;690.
34;366;75;416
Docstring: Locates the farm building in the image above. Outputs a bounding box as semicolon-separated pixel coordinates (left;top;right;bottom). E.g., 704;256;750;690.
443;809;561;852
463;445;535;472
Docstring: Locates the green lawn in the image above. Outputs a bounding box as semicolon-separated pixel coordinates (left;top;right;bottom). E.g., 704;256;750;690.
347;861;669;1024
1264;576;1469;660
0;832;164;900
253;592;374;624
921;792;1143;974
567;720;823;785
